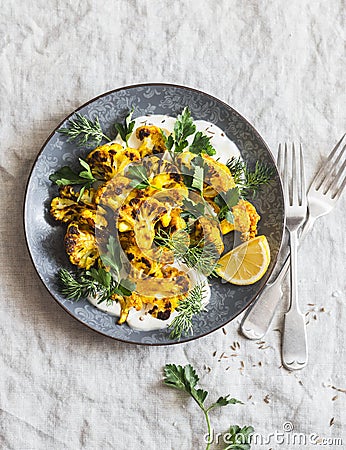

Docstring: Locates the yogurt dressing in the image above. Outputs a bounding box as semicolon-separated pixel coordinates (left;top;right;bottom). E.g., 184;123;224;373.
91;114;241;331
122;115;241;164
88;266;210;332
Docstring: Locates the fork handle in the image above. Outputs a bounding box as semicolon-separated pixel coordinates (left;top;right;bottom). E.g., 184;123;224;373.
282;228;308;370
282;308;308;370
241;215;317;340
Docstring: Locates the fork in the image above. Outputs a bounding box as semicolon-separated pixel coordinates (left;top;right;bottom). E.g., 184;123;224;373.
279;143;308;370
241;134;346;341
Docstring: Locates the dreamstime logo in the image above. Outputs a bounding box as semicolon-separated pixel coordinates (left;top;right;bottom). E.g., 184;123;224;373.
204;422;344;447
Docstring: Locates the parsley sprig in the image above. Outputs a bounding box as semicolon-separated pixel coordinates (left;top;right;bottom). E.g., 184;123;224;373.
58;114;111;147
166;107;196;153
166;107;216;156
190;131;216;156
163;364;252;450
49;158;98;201
114;109;135;145
226;157;273;198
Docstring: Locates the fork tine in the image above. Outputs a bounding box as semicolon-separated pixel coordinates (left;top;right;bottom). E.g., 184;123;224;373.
292;143;298;205
300;144;307;207
330;157;346;199
319;143;346;193
313;135;346;190
284;143;290;204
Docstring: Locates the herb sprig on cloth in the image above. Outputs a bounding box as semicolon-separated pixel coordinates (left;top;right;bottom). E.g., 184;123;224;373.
163;364;253;450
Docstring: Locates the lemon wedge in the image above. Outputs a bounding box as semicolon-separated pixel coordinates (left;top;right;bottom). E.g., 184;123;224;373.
216;235;271;285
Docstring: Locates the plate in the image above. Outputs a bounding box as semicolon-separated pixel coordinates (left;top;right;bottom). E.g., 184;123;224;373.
24;83;284;345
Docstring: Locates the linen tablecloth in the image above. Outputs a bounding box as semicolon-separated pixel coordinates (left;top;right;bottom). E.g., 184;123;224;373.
0;1;345;449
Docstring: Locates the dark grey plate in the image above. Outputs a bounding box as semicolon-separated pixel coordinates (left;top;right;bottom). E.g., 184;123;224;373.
24;83;284;345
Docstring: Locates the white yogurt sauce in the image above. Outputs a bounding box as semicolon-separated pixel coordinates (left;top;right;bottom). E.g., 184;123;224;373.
88;266;210;331
117;114;241;163
91;114;240;331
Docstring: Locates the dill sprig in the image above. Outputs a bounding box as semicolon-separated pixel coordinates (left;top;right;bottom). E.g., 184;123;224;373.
58;266;135;305
226;157;273;197
155;228;220;277
58;268;98;301
169;282;206;340
58;113;111;147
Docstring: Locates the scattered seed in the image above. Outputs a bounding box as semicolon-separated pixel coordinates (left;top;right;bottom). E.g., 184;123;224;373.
332;395;338;401
258;361;262;367
308;303;315;306
240;361;244;368
331;386;346;393
212;351;217;357
320;307;325;312
248;395;253;400
222;328;227;335
313;314;318;320
264;394;270;404
225;366;231;371
330;417;335;427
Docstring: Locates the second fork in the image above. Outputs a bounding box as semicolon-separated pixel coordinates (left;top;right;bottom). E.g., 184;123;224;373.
278;143;308;370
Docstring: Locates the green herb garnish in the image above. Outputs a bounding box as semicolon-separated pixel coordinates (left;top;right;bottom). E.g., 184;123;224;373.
191;164;204;192
58;266;135;305
214;188;240;223
163;364;250;450
169;282;206;340
190;131;216;156
226;157;273;198
155;227;220;277
114;109;135;145
166;106;196;153
126;164;162;191
223;425;255;450
49;158;98;201
58;114;111;147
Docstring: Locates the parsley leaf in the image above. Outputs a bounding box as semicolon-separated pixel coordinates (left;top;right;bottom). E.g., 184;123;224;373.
114;109;135;145
223;425;254;450
214;188;240;223
126;164;162;191
169;107;196;153
190;131;216;156
191;164;204;192
49;158;97;201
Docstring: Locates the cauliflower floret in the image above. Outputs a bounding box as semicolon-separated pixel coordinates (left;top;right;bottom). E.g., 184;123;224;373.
220;199;260;241
135;125;167;157
86;143;140;180
50;197;82;223
64;222;99;269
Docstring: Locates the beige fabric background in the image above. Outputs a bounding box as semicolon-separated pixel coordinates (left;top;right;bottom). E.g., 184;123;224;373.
0;1;345;449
